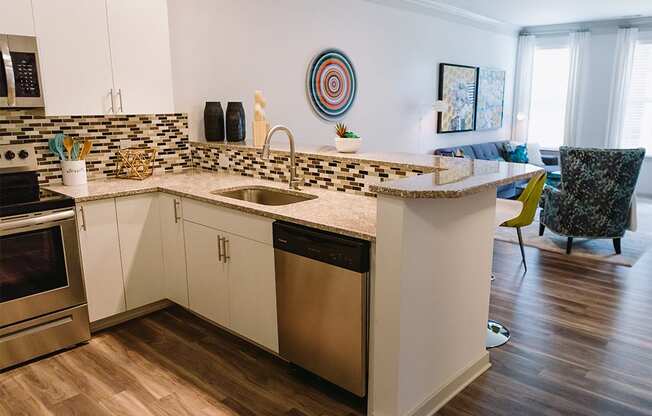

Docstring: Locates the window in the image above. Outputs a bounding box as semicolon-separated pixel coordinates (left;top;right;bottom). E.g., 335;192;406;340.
622;38;652;152
528;39;570;149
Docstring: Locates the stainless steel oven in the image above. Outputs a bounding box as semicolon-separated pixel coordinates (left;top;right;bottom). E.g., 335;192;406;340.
0;209;86;327
0;144;89;370
0;34;44;108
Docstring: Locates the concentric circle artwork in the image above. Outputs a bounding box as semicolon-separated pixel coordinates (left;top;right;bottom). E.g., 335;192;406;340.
307;49;357;121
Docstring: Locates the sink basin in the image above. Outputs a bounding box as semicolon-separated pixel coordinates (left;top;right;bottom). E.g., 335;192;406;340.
212;186;317;206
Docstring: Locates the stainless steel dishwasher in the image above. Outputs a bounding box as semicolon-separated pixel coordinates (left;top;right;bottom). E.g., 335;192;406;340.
273;221;370;397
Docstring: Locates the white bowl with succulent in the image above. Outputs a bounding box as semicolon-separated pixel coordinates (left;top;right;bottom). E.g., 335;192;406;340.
334;123;361;153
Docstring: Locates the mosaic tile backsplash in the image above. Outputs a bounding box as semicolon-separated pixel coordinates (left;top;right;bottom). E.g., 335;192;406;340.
1;109;431;197
191;142;428;197
0;109;190;185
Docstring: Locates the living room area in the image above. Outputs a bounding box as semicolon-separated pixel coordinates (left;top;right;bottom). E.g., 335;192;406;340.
434;9;652;269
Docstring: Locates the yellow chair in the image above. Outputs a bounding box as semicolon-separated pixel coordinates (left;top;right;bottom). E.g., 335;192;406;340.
498;172;547;272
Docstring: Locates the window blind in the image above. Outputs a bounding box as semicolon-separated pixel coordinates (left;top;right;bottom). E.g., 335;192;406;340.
622;40;652;151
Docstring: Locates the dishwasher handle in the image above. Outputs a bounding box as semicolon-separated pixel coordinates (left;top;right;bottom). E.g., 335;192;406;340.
273;221;370;273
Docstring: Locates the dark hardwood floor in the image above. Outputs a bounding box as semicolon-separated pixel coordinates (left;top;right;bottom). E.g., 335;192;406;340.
2;239;652;415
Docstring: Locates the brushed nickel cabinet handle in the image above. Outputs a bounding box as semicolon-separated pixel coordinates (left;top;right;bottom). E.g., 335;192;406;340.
173;199;180;223
117;89;124;113
217;236;224;262
79;206;87;231
109;89;115;114
223;238;230;263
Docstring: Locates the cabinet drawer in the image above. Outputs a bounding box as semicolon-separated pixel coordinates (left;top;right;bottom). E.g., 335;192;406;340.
181;197;273;245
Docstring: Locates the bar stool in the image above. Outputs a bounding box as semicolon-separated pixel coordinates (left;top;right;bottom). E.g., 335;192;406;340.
488;172;547;348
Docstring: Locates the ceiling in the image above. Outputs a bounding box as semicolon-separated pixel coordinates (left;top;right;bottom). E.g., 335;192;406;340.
429;0;652;27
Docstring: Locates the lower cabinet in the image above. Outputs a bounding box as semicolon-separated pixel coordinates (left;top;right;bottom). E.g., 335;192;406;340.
77;199;126;322
227;233;279;352
184;221;229;327
115;194;165;310
77;193;279;352
159;193;188;307
182;199;278;353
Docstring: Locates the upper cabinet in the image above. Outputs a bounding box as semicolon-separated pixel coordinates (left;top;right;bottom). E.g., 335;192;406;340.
0;0;35;36
31;0;174;116
32;0;114;116
106;0;174;114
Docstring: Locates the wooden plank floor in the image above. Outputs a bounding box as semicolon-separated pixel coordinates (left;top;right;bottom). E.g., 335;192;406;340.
2;240;652;415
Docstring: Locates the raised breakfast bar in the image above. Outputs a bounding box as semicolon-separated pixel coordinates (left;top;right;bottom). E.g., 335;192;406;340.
368;157;541;416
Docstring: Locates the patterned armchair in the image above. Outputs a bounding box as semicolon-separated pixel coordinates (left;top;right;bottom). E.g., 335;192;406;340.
539;147;645;255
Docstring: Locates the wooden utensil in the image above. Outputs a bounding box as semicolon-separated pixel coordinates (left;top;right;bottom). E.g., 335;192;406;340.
80;139;92;160
63;137;74;160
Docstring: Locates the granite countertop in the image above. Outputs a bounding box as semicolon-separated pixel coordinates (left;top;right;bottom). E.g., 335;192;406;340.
45;171;378;241
192;141;545;197
369;156;545;198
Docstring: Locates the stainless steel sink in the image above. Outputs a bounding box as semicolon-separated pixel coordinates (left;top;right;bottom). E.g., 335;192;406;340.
212;186;317;206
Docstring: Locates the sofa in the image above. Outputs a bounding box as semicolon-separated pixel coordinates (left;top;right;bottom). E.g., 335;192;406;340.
434;141;559;199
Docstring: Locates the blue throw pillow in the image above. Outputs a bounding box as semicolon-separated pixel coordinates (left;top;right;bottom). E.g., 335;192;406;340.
508;144;528;163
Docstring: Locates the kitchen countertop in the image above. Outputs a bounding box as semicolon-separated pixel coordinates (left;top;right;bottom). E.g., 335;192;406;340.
45;171;378;241
192;141;545;197
369;156;544;198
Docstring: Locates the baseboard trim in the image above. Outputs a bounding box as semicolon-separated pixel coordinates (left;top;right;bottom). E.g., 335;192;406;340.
407;352;491;416
90;299;174;333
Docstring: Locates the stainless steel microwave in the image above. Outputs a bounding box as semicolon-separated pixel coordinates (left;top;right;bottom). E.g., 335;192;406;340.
0;34;44;108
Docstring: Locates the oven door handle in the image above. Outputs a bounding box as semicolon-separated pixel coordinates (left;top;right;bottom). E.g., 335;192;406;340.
0;37;16;107
0;210;75;232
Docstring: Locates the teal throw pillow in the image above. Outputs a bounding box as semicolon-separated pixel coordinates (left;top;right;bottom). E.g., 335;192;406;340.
509;144;528;163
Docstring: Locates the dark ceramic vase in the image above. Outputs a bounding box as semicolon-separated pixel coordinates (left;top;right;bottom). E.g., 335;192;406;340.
225;101;246;142
204;102;225;141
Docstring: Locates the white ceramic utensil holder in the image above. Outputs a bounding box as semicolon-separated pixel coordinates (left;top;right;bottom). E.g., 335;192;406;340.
61;160;87;186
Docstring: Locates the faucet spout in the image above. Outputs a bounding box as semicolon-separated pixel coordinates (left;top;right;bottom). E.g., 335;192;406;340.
261;125;301;189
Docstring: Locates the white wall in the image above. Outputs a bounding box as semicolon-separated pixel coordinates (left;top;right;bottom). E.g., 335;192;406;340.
167;0;517;154
576;31;652;196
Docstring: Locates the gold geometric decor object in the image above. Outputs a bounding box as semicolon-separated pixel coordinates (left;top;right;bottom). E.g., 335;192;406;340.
115;147;158;180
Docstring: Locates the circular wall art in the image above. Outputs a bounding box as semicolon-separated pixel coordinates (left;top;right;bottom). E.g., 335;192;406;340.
306;49;357;121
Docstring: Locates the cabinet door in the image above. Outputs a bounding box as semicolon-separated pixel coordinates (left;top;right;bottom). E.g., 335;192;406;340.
184;221;229;327
32;0;114;116
106;0;174;114
77;199;126;322
226;233;279;352
115;194;165;310
0;0;34;36
159;193;188;307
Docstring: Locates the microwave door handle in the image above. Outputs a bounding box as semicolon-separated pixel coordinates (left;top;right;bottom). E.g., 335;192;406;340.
0;210;75;232
0;39;16;106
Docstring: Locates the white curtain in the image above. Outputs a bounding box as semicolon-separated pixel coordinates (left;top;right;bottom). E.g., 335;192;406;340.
511;35;537;142
564;31;591;147
605;27;639;148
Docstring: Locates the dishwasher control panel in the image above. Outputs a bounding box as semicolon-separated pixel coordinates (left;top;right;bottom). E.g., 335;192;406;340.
273;221;370;273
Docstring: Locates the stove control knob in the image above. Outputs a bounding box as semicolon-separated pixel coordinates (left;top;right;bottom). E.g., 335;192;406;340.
18;149;29;159
4;150;16;160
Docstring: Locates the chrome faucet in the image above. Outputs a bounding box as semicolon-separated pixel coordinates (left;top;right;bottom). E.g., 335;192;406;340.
261;125;301;190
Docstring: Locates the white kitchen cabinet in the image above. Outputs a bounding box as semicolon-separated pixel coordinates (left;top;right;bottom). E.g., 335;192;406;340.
0;0;34;36
115;194;165;310
182;198;278;352
106;0;174;114
159;193;188;307
77;199;126;322
184;221;229;327
31;0;173;116
226;233;279;352
32;0;115;116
